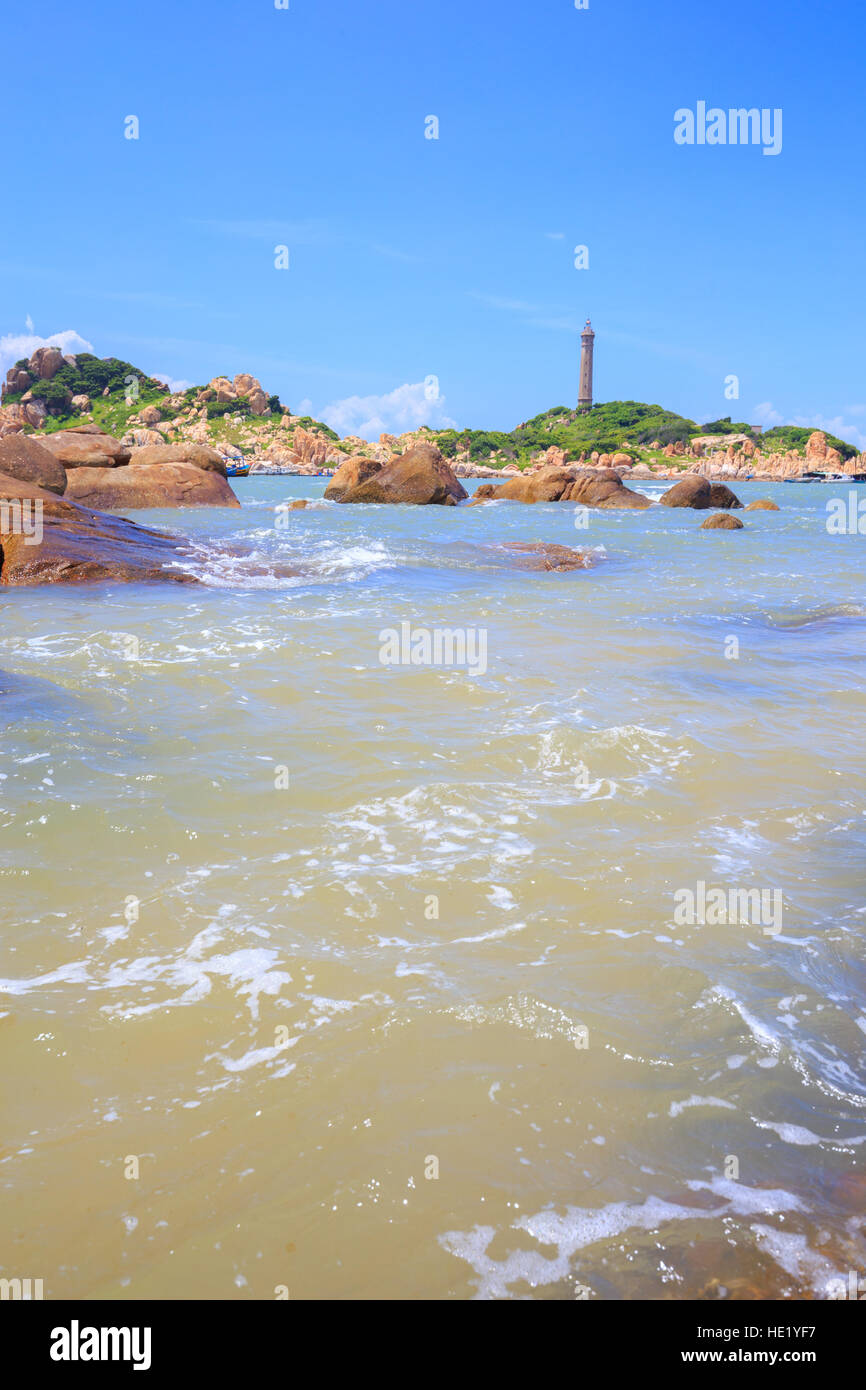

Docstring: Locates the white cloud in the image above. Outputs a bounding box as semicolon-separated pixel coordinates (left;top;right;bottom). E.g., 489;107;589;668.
24;314;34;333
544;232;565;240
153;373;194;393
752;401;783;427
317;380;457;441
0;329;93;383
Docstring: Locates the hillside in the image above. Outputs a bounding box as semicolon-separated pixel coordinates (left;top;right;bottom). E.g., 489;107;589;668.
1;352;860;477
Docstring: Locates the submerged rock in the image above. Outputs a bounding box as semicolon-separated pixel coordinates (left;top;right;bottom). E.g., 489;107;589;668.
64;463;240;510
700;511;744;530
498;542;596;571
0;474;194;585
744;498;780;511
338;443;467;505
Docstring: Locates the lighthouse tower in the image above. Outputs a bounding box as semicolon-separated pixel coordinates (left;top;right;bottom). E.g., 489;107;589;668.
578;318;594;411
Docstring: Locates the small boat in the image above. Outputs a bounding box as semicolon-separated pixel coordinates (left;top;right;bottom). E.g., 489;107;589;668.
225;461;250;477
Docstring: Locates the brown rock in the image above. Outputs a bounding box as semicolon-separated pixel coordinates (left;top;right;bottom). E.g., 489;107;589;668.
805;430;828;461
324;454;384;500
0;473;194;586
5;367;32;394
498;542;595;571
700;512;744;530
338;443;467;505
248;389;269;417
468;482;502;503
64;464;240;510
29;346;64;380
566;468;652;510
289;499;308;510
22;399;48;427
70;394;91;413
138;404;163;425
0;434;68;496
497;466;575;503
660;475;713;509
708;483;743;509
744;498;780;511
211;376;236;402
38;430;131;468
128;443;227;476
233;373;260;396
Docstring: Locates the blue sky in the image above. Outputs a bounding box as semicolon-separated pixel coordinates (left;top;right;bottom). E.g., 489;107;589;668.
2;0;864;444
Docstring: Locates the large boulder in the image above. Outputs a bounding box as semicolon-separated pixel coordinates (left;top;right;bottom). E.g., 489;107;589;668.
127;442;227;476
708;483;743;509
565;468;652;509
63;463;240;510
700;512;744;530
744;498;780;511
0;473;193;585
0;434;68;496
38;430;131;468
4;367;31;395
338;443;467;505
496;466;575;503
324;454;384;500
660;475;713;509
28;346;64;380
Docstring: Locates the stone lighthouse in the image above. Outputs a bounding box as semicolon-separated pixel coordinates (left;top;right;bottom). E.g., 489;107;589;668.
578;317;595;411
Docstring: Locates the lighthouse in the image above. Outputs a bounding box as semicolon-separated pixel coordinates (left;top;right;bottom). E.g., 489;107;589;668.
578;318;594;411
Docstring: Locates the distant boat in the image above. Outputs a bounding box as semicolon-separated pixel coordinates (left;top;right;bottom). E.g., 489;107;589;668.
225;461;249;477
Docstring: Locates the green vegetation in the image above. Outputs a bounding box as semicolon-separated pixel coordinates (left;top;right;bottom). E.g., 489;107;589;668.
206;397;252;419
293;416;340;441
699;416;757;435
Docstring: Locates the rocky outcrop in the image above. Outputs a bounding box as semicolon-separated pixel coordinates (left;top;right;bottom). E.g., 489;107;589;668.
660;475;712;509
0;434;68;496
38;429;131;468
290;426;344;469
127;442;227;476
700;512;744;530
0;474;194;585
338;443;467;505
744;498;780;511
64;464;240;510
324;454;383;500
